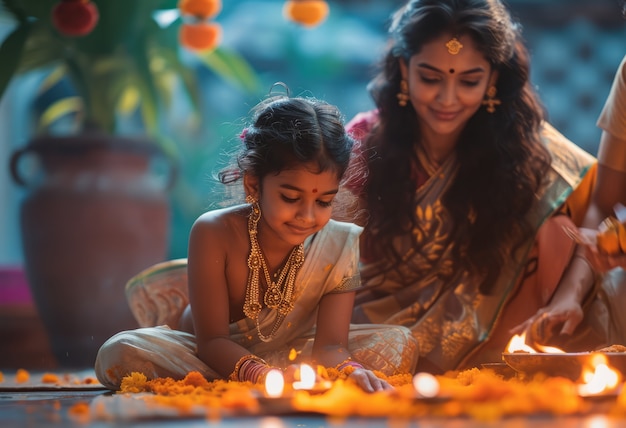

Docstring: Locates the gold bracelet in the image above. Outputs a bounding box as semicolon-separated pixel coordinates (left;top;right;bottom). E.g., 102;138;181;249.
228;354;268;382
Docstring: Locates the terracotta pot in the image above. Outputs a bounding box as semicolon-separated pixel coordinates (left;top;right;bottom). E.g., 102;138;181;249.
10;132;176;368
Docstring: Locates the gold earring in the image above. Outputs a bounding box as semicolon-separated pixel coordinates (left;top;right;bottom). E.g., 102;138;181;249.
246;195;261;227
397;79;410;107
482;85;501;113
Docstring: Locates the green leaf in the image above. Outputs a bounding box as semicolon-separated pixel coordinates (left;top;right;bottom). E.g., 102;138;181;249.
38;96;82;130
196;48;263;94
0;21;32;103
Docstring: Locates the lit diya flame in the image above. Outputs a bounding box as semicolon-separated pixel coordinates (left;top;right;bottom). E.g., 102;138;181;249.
578;353;621;396
412;372;440;398
505;332;565;353
264;369;285;398
506;332;537;353
292;364;316;390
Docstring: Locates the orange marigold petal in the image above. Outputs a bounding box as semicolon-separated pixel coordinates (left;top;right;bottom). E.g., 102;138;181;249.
283;0;329;28
182;371;210;388
41;373;60;384
178;0;222;19
15;368;30;383
179;22;222;52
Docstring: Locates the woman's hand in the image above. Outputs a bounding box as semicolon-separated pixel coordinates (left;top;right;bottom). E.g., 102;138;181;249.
510;296;584;347
347;368;393;392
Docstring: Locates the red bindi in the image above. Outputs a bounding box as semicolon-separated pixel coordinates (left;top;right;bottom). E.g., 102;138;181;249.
312;188;318;193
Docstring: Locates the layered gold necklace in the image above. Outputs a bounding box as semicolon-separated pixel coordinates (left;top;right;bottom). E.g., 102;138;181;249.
243;201;305;342
415;144;441;177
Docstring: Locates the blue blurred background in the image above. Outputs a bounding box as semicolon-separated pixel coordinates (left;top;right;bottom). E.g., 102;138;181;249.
1;0;624;266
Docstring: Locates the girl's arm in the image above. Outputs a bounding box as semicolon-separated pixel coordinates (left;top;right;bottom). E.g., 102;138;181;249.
313;291;391;392
187;213;267;381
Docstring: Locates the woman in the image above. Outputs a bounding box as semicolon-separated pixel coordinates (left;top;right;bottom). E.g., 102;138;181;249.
95;93;417;390
344;0;624;373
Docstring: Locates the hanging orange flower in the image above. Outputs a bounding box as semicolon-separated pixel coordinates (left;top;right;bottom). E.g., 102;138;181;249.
283;0;329;28
179;22;222;52
51;0;99;37
178;0;222;19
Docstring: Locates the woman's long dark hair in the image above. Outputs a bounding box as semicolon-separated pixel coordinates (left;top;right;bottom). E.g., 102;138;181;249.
362;0;552;294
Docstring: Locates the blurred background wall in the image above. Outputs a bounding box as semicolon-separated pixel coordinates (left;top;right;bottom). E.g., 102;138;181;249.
1;0;624;267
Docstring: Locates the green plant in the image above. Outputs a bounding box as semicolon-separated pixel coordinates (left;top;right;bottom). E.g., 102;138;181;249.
0;0;260;136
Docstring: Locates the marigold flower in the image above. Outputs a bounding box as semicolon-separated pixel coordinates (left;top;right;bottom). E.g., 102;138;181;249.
178;0;222;19
179;22;222;52
283;0;329;28
52;0;99;37
15;368;29;383
41;373;60;384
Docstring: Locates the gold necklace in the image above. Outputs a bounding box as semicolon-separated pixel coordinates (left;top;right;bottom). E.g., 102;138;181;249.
416;145;441;177
243;201;304;342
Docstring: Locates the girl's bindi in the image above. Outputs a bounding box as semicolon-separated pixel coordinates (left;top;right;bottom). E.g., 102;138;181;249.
449;68;455;74
312;188;318;193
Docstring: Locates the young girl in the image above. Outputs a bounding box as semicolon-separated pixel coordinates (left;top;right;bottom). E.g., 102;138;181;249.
94;93;418;392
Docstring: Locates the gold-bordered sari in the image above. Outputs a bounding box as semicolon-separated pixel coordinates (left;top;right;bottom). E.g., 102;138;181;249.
348;111;620;372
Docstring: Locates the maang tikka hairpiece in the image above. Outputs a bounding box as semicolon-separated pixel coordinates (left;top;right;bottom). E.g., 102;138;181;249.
446;37;463;55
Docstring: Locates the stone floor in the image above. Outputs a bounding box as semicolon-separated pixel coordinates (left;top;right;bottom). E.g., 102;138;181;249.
1;389;626;428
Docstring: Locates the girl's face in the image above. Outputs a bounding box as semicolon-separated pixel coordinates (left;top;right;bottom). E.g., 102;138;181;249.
246;163;340;249
400;33;497;144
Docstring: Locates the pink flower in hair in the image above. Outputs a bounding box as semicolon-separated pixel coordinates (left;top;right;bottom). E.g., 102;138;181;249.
239;128;248;142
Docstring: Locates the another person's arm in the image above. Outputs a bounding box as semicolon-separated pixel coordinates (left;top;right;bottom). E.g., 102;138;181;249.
579;55;626;271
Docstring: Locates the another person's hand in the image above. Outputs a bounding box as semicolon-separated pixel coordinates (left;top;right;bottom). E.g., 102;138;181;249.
576;227;626;272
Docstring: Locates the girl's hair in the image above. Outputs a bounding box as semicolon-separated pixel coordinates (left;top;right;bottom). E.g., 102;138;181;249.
219;91;354;197
362;0;552;294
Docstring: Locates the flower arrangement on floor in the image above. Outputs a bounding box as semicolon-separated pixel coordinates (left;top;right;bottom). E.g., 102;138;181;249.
84;367;626;422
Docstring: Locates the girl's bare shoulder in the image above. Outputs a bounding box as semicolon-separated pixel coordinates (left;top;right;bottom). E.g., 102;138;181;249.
190;205;249;241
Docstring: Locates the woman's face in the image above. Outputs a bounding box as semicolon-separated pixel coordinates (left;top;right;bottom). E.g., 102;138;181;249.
400;33;497;144
246;163;340;250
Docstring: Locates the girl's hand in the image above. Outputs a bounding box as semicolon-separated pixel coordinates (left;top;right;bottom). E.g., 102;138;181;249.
347;368;393;392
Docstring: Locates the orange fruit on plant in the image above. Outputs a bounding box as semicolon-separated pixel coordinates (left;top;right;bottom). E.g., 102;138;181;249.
178;0;222;19
283;0;329;28
179;22;222;52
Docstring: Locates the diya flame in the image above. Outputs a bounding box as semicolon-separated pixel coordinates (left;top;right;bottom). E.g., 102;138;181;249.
506;332;623;396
